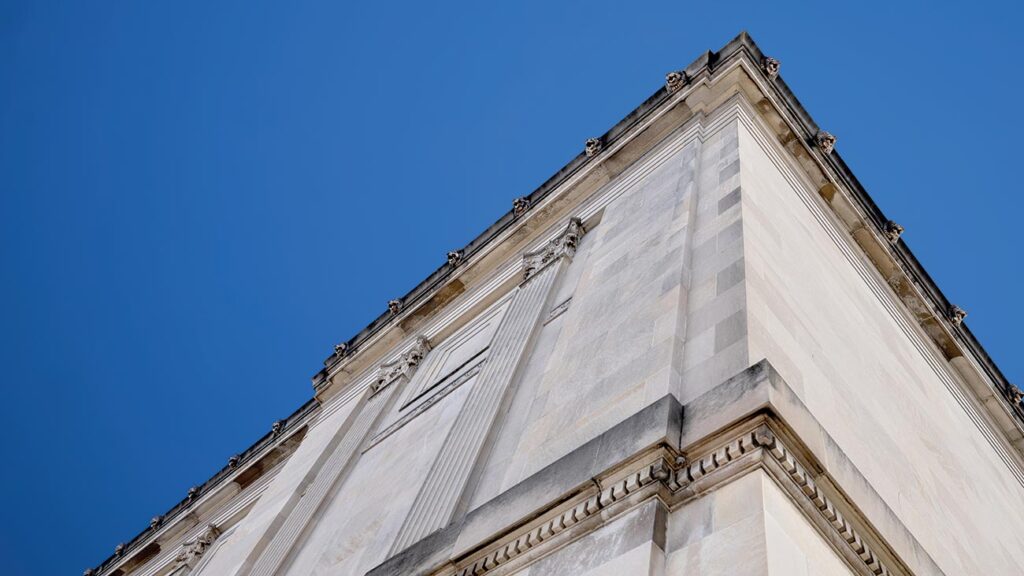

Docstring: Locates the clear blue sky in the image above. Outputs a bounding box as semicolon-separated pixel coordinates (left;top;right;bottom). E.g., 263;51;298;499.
2;2;1021;574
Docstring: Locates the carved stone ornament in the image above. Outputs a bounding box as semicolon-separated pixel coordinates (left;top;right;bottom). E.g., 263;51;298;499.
815;131;837;155
186;486;200;503
228;455;240;469
372;335;431;393
513;197;530;217
150;515;163;529
447;250;464;267
884;220;904;243
271;420;283;436
333;342;349;357
762;56;780;79
522;217;586;281
84;570;96;576
584;137;602;158
949;305;967;325
174;524;221;570
665;70;686;93
1009;385;1024;406
114;543;126;557
388;299;402;315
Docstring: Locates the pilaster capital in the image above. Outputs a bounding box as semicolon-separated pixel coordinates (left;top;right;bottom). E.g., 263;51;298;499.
522;217;586;281
174;524;221;570
373;335;431;393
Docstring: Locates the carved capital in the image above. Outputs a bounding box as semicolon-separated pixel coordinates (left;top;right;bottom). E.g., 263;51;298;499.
447;250;464;267
513;197;530;217
373;335;431;393
884;220;904;243
523;218;586;281
815;131;836;155
174;524;221;570
665;70;686;93
761;56;780;79
584;137;602;158
949;305;967;326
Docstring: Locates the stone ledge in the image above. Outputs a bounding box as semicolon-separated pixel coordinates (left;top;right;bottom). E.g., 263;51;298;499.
367;394;682;576
366;360;945;576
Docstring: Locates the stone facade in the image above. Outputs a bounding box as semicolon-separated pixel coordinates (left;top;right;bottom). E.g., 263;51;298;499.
85;33;1024;576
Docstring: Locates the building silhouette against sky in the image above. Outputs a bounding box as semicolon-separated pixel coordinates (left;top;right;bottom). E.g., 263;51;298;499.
85;33;1024;576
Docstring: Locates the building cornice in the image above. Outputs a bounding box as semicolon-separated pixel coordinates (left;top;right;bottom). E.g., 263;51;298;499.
310;32;1022;448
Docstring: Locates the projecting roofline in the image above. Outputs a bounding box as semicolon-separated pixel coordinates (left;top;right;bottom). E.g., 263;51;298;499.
313;31;1022;430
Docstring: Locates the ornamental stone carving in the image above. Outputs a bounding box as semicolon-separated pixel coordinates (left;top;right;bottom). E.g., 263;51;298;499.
949;305;967;325
884;220;904;243
150;515;163;529
1010;385;1024;406
584;137;602;158
447;250;464;267
665;71;686;93
84;570;96;576
815;131;836;155
372;335;431;393
333;342;349;357
762;56;780;79
388;299;402;315
228;455;240;469
271;420;283;436
114;543;126;557
174;524;221;570
523;217;586;281
186;486;199;503
513;197;530;217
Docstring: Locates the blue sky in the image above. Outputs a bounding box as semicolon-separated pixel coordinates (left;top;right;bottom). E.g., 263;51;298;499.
2;1;1021;574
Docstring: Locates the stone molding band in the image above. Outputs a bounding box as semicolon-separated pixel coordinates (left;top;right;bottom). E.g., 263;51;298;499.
443;418;907;576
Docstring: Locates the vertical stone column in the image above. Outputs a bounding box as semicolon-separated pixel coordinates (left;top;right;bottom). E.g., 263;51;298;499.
245;336;431;576
389;218;585;555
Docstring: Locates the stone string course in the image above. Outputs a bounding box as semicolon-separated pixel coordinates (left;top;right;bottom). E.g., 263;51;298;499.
449;422;901;576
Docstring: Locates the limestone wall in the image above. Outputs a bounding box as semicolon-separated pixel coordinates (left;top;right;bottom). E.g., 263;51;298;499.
737;115;1024;573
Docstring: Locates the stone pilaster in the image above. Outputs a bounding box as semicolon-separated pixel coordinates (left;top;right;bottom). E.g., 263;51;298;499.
388;218;585;555
246;337;431;576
